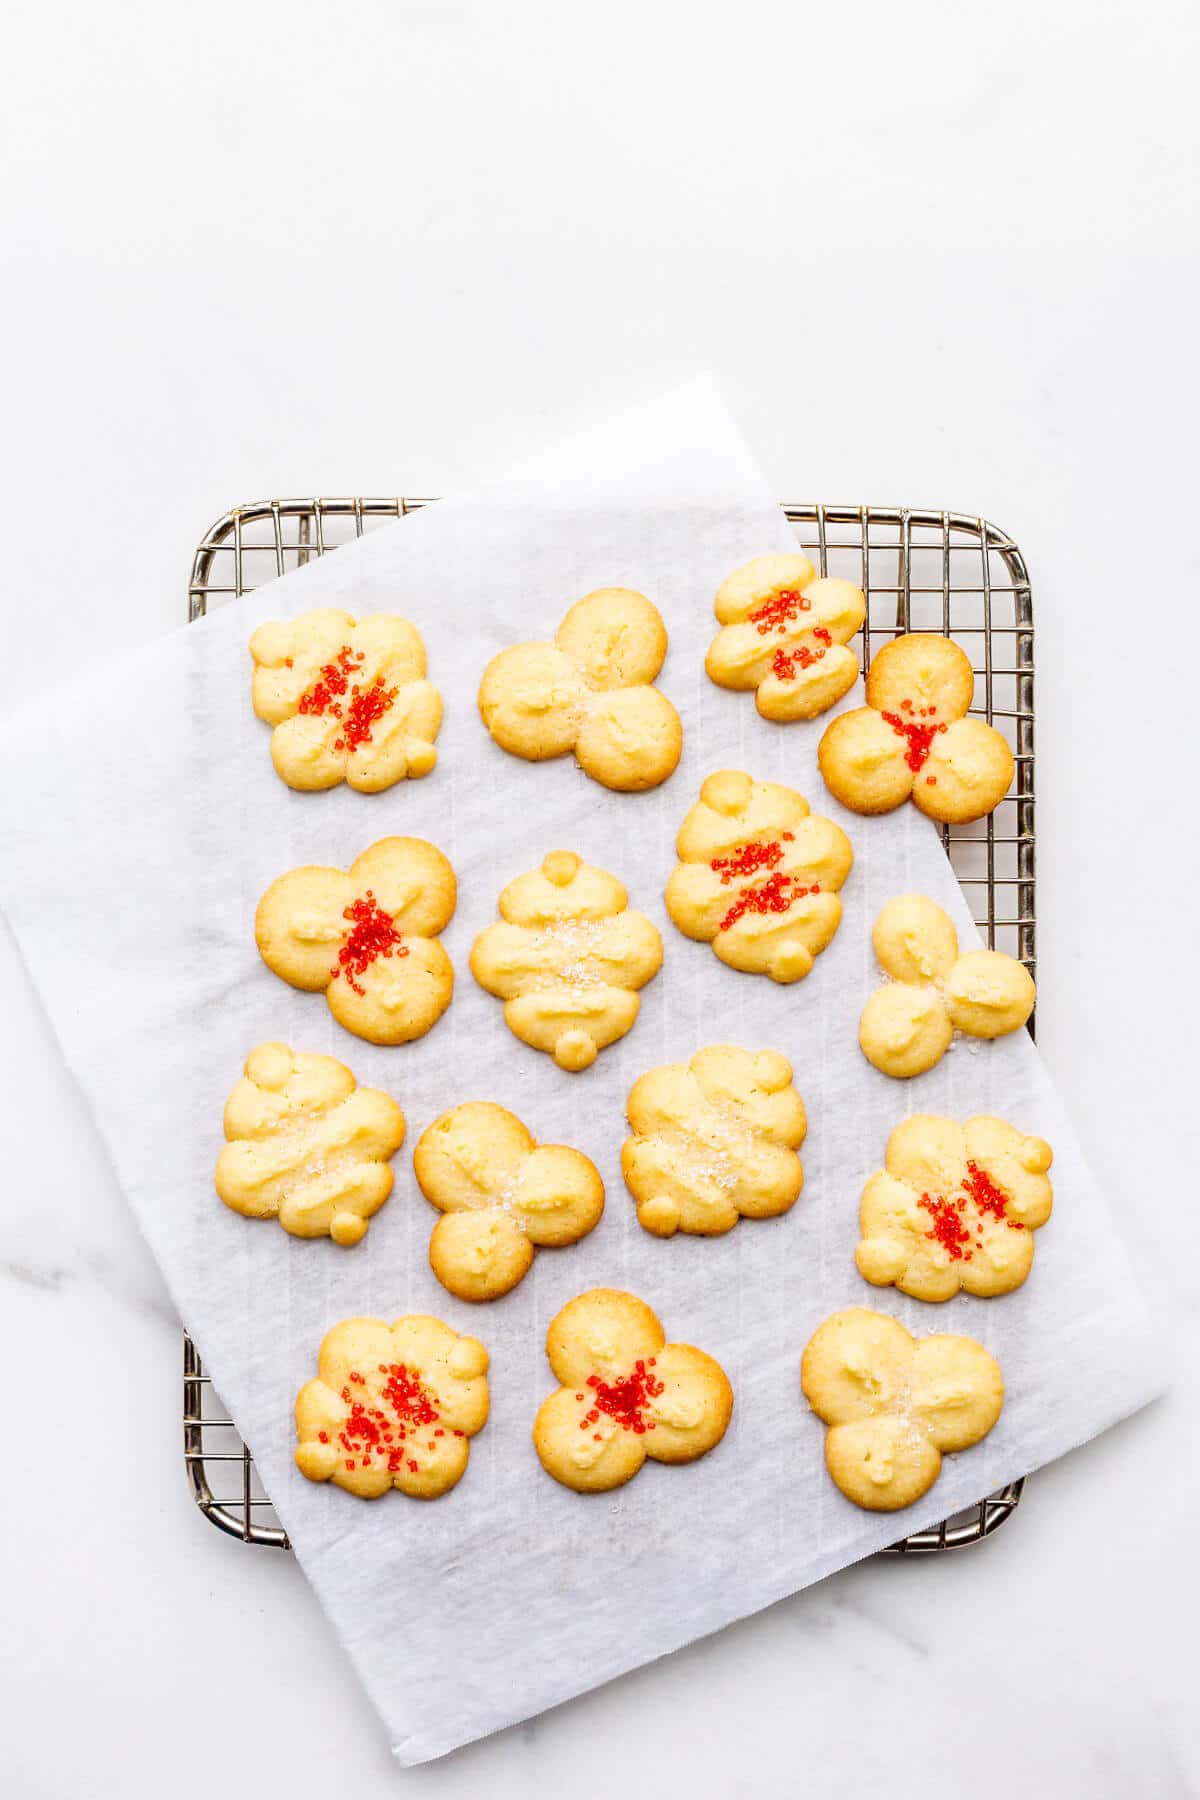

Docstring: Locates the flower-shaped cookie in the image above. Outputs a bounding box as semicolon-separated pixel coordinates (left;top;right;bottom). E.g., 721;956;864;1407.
215;1041;406;1246
856;1114;1054;1301
250;609;442;792
623;1045;807;1237
705;553;867;722
818;634;1014;823
801;1307;1004;1511
533;1289;733;1492
664;770;853;982
478;587;683;791
295;1314;489;1500
414;1102;605;1300
859;895;1035;1078
255;836;456;1046
469;850;663;1071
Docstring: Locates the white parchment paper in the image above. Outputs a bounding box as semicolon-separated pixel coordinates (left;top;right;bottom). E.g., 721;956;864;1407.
0;380;1163;1763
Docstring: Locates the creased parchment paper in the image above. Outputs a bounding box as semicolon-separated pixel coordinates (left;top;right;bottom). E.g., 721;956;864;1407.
0;380;1162;1763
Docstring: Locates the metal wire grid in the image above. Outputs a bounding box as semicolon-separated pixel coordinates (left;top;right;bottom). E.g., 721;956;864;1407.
184;498;1034;1554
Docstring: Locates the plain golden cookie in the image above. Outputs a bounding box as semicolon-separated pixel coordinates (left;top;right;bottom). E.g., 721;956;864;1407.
215;1041;406;1246
664;770;853;982
859;894;1036;1078
469;850;663;1071
705;553;866;722
255;836;456;1046
801;1307;1004;1511
414;1102;604;1301
533;1288;733;1492
623;1044;806;1237
817;634;1015;823
855;1113;1054;1300
478;588;683;791
294;1314;489;1500
250;608;442;792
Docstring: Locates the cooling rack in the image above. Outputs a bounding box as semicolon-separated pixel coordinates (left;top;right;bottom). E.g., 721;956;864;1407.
184;497;1034;1553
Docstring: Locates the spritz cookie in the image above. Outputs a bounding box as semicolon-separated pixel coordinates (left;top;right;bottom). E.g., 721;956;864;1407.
470;850;662;1071
801;1307;1004;1511
623;1045;806;1237
533;1289;733;1493
215;1042;406;1246
295;1315;489;1500
818;634;1014;823
705;553;866;721
250;608;442;792
478;588;682;791
856;1114;1054;1300
414;1102;604;1301
255;836;455;1046
859;895;1035;1078
664;770;853;982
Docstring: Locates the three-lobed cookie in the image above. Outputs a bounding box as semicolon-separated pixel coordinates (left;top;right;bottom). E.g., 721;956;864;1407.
251;608;442;792
470;849;663;1071
818;635;1014;824
859;894;1036;1078
801;1307;1004;1511
478;587;683;791
665;770;854;983
623;1045;806;1237
705;553;866;721
295;1314;489;1500
215;1041;406;1245
414;1102;604;1300
255;835;456;1046
533;1288;733;1492
856;1113;1054;1300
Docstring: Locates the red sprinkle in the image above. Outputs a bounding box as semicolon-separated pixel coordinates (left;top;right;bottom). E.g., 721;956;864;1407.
583;1357;665;1435
718;872;819;934
748;588;812;634
918;1192;973;1260
336;674;397;755
317;1431;328;1444
333;1362;441;1477
298;645;363;718
919;1161;1024;1262
771;626;833;684
882;708;948;772
710;834;792;886
963;1160;1023;1230
297;643;396;755
333;891;408;996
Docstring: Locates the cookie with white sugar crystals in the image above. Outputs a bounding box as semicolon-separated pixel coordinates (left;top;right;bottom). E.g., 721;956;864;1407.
469;850;662;1071
478;587;682;791
856;1113;1053;1301
818;634;1013;823
251;608;442;792
414;1102;604;1301
533;1289;733;1493
705;553;866;721
859;894;1035;1078
255;835;455;1046
802;1307;1004;1511
623;1045;806;1237
664;770;853;983
215;1041;406;1246
295;1315;489;1500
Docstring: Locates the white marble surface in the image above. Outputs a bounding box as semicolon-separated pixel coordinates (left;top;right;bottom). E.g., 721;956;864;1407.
1;3;1197;1794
